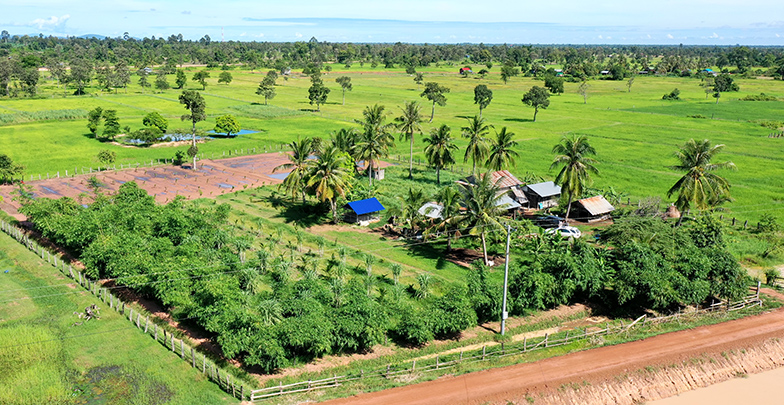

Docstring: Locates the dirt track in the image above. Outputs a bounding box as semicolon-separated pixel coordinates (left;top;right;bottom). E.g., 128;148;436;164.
326;292;784;405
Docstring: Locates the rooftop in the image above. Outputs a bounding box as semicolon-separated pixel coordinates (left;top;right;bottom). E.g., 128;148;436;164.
346;197;385;215
524;181;562;198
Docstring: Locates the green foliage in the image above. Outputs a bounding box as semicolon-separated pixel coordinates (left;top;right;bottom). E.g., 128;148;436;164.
142;111;168;132
87;106;103;134
0;153;24;183
521;86;550;121
423;124;458;184
393;305;433;346
544;75;565;95
218;71;233;85
101;109;120;140
214;114;241;136
420;82;450;122
473;84;493;116
740;93;778;101
174;69;187;89
307;76;330;111
500;63;519;84
192;70;210;90
662;88;681;100
96;149;116;165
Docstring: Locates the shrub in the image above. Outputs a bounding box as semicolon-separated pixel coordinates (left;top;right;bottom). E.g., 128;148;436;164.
740;93;778;101
662;88;681;100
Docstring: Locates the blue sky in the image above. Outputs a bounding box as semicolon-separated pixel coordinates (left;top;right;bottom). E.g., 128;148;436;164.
2;0;783;45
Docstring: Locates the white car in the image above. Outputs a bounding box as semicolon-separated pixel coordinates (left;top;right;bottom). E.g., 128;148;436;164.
546;226;582;238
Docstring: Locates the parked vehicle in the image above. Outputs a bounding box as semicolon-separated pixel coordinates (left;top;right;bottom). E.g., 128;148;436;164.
533;215;565;228
545;226;582;238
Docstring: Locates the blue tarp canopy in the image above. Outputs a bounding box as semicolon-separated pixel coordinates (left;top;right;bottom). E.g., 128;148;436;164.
346;197;385;215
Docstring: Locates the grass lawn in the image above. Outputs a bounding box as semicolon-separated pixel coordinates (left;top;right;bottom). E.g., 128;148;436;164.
0;231;236;405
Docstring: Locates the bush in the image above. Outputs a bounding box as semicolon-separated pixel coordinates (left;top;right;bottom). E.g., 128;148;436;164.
740;93;778;101
662;88;681;100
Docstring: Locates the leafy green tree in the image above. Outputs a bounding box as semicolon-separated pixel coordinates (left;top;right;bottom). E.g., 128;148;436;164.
97;149;116;165
214;114;241;136
335;76;352;105
662;88;681;100
87;106;103;135
427;186;462;251
544;75;564;95
265;69;279;84
473;84;493;118
142;112;168;132
69;59;93;95
273;138;313;204
154;71;169;92
420;82;450;123
500;63;519;84
307;76;330;111
462;116;492;174
486;127;519;171
394;101;424;179
0;154;24;184
137;69;150;93
392;187;427;237
429;286;477;338
218;71;233;85
353;104;395;186
626;77;634;93
457;172;506;266
307;144;352;223
175;69;187;89
713;73;739;104
112;61;130;93
179;90;207;169
256;79;276;105
521;86;550;122
551;134;599;222
667;139;736;224
413;72;424;90
394;305;433;346
192;70;210;90
101;109;120;140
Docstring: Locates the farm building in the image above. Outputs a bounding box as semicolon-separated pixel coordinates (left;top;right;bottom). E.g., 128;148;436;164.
418;202;444;220
344;197;385;224
522;181;562;210
459;67;473;74
465;170;528;206
570;195;615;222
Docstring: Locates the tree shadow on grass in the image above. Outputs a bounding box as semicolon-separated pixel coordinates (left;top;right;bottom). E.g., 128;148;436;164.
503;118;534;123
262;192;330;227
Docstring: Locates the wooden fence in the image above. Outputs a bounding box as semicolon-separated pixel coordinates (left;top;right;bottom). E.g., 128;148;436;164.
249;288;762;402
0;220;251;401
24;143;293;181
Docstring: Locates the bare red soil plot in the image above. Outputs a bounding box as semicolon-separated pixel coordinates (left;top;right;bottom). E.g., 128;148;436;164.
325;290;784;405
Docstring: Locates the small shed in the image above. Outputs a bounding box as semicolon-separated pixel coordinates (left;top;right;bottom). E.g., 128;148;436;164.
418;202;444;219
459;67;473;74
522;181;562;210
344;197;385;224
600;70;610;75
466;170;528;206
571;195;615;222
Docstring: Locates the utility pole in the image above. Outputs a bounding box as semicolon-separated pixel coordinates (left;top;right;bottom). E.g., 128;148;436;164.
501;224;511;335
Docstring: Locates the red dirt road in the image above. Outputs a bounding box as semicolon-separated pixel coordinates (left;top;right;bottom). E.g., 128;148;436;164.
326;297;784;405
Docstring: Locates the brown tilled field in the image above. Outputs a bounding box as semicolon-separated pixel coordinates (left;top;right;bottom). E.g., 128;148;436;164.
0;153;298;219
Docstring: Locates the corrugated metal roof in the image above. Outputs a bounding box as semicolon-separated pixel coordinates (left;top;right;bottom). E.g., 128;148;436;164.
577;195;615;216
511;188;528;202
467;171;522;189
418;202;444;219
346;198;385;215
524;181;562;198
496;194;521;210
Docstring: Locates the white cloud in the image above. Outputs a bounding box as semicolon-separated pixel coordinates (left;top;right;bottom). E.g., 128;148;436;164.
598;34;603;39
254;33;264;37
294;32;303;38
666;33;674;39
31;14;69;31
240;32;247;37
777;33;781;37
647;34;651;39
709;32;719;38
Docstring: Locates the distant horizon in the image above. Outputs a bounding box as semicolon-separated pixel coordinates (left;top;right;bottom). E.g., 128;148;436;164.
3;1;784;46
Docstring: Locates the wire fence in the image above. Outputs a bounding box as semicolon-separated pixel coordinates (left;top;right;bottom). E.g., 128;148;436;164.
249;288;762;401
0;219;252;401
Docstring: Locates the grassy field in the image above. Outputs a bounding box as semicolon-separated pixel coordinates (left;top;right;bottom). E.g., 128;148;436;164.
1;65;782;224
0;231;236;405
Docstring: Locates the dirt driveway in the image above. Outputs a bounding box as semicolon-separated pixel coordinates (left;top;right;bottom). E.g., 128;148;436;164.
326;292;784;405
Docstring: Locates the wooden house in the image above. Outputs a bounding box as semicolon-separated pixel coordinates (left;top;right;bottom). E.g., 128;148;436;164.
344;197;385;224
570;195;615;222
522;181;561;210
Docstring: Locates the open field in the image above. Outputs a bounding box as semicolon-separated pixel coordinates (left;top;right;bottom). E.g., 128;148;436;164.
2;66;783;223
0;229;235;404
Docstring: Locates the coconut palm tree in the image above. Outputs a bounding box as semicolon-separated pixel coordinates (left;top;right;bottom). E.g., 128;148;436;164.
461;116;492;175
353;104;395;186
485;127;519;171
457;173;506;266
667;139;736;225
423;124;458;185
392;187;428;237
550;134;599;222
272;138;313;204
307;144;352;223
330;128;358;161
394;101;425;179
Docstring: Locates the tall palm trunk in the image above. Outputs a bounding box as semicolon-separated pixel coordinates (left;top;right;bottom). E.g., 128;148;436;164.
191;121;197;170
481;232;489;266
430;101;435;123
676;208;689;227
436;167;441;184
367;153;373;186
564;191;573;223
479;106;483;119
408;133;414;179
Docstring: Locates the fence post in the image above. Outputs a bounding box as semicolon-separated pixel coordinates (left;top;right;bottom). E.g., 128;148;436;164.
181;340;185;358
436;355;439;370
154;324;158;341
192;347;195;368
523;336;527;352
171;334;175;352
203;355;206;373
757;281;762;299
144;316;149;333
482;346;486;360
544;333;549;348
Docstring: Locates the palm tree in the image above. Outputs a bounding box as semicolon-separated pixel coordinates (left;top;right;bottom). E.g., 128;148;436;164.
485;127;519;171
461;116;492;175
354;104;395;186
392;187;428;237
390;263;403;285
394;101;425;179
550;134;599;222
307;144;352;223
457;173;506;266
667;139;736;225
427;186;462;251
330;127;358;160
423;124;458;185
272;138;313;204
